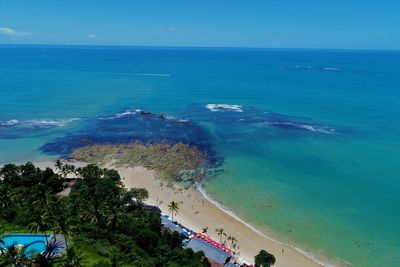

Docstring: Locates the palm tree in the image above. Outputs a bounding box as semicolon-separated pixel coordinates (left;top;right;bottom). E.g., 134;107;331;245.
60;164;75;178
227;235;237;250
106;206;122;230
232;243;237;254
30;237;64;266
129;188;149;204
67;164;76;177
79;200;102;224
201;226;209;237
0;229;5;255
52;198;71;252
29;210;51;244
61;247;86;267
215;228;227;244
0;245;29;267
168;201;179;222
55;160;63;172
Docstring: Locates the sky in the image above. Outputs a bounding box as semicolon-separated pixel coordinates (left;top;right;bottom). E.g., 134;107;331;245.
0;0;399;49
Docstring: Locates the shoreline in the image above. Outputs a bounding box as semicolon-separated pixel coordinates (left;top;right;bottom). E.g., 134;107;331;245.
114;165;336;267
196;183;336;267
24;161;337;266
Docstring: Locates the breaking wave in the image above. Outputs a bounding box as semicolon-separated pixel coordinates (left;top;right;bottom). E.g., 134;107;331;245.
323;67;342;71
206;104;243;112
265;122;336;134
133;73;172;77
0;119;19;127
99;109;142;120
185;103;341;135
284;65;343;72
0;118;80;128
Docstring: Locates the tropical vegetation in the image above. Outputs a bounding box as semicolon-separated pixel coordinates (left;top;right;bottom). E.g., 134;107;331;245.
167;201;179;222
0;162;211;267
254;249;276;267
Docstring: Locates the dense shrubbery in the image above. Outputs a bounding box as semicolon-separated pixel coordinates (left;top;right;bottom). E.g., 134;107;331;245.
0;162;210;267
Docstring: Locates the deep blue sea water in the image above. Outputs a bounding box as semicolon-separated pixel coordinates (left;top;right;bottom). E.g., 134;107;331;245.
1;45;399;266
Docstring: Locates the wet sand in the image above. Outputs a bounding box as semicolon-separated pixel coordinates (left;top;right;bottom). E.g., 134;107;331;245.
116;165;327;267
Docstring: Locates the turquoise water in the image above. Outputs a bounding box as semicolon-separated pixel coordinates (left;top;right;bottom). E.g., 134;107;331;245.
1;45;399;266
1;234;49;255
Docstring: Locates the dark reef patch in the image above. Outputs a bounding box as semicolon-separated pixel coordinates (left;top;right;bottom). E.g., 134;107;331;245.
40;110;219;165
37;104;345;175
184;103;344;135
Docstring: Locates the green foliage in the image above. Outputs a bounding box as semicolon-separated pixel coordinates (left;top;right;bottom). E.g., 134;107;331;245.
91;259;112;267
60;247;87;267
215;228;227;244
168;201;179;222
0;245;30;266
255;249;276;267
0;162;209;267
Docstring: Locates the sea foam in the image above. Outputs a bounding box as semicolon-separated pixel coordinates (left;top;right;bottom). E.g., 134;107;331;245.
265;122;336;134
0;118;79;128
0;119;19;127
206;104;243;112
99;109;142;120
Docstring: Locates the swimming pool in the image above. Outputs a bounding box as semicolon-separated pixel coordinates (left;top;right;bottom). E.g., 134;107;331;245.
1;234;51;255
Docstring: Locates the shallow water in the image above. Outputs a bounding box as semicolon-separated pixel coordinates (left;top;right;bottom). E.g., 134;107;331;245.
1;45;399;266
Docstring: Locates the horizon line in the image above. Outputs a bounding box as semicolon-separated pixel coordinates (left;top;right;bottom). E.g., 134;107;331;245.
1;43;400;52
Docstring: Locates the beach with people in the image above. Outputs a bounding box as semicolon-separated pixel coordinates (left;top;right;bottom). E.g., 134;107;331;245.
32;160;331;267
116;165;330;267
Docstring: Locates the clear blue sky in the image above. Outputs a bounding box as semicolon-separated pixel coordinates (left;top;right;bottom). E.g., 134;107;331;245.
1;0;399;49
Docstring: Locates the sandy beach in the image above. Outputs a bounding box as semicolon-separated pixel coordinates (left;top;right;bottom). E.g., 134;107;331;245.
115;165;328;267
28;161;330;266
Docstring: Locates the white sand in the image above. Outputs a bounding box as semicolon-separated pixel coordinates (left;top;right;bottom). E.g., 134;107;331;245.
28;161;334;266
116;166;332;267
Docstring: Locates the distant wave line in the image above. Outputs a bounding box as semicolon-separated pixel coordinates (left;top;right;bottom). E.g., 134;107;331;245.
0;118;80;128
0;69;172;77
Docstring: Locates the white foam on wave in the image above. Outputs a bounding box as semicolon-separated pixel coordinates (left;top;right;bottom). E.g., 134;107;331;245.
300;124;336;134
206;104;243;112
99;109;190;123
1;118;80;128
164;115;190;123
27;118;80;128
266;122;336;134
99;109;142;120
196;182;336;267
1;119;19;126
0;69;173;78
323;67;342;71
134;73;172;77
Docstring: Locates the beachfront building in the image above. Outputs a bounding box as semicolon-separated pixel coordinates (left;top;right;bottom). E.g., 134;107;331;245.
187;237;232;266
160;215;250;266
161;215;190;239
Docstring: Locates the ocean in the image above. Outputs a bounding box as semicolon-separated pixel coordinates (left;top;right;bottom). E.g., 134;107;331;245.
0;45;399;266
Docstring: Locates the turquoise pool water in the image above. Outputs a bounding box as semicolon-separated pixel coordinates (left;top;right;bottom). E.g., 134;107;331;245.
1;234;50;255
